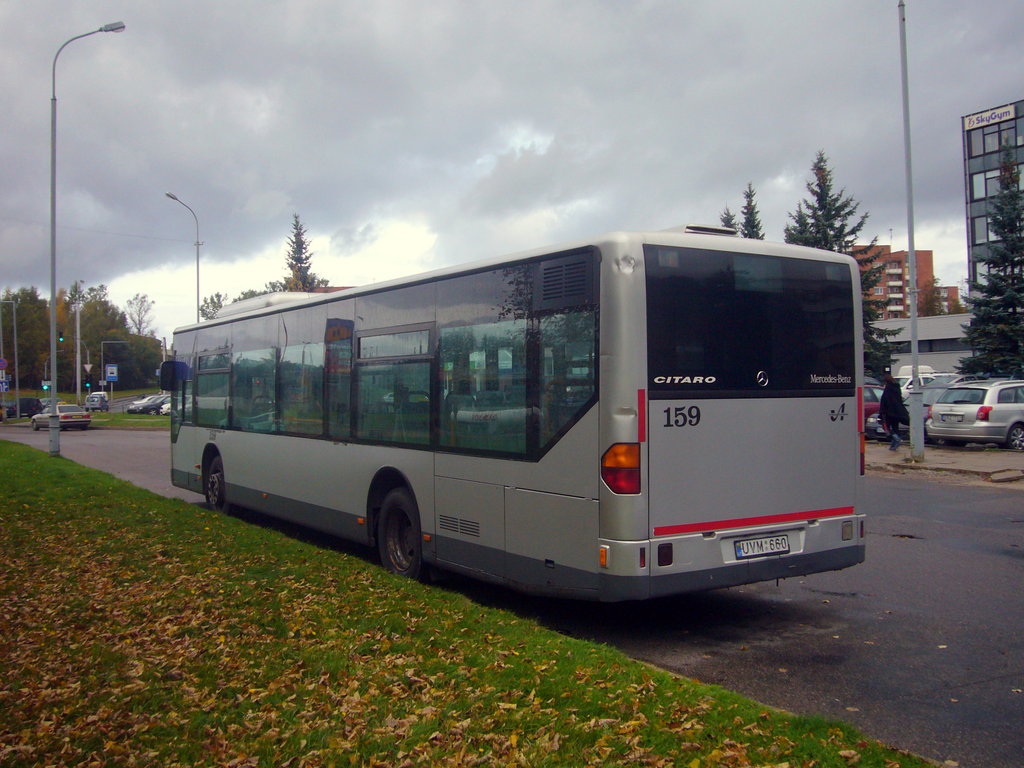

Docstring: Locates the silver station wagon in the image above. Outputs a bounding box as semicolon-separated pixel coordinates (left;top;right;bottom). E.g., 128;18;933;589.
926;380;1024;450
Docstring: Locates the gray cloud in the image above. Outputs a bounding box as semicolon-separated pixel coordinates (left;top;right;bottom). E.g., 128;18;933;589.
2;0;1020;332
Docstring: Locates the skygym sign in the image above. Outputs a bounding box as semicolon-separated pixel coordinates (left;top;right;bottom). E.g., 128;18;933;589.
963;104;1016;131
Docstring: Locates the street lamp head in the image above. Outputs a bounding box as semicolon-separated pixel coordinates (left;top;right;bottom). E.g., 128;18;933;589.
165;192;179;201
100;22;126;33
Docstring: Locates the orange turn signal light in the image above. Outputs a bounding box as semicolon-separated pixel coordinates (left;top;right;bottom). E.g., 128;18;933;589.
601;443;641;494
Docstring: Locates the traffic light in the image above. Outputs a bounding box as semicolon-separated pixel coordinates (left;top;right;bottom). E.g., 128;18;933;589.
85;380;91;389
42;382;50;391
58;330;64;343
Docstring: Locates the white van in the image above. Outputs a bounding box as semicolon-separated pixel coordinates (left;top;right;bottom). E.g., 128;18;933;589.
83;392;109;411
895;365;936;396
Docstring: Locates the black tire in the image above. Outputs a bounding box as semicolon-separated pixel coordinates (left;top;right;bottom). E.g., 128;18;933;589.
377;488;424;580
31;419;40;431
205;455;229;512
1004;423;1024;451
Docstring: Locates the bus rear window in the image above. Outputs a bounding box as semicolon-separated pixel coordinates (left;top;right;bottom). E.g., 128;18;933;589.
645;246;855;398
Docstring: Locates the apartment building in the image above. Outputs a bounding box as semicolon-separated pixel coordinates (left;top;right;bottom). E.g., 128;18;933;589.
858;245;959;320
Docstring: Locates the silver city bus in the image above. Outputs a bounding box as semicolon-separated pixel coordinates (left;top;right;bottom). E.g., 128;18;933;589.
161;226;865;601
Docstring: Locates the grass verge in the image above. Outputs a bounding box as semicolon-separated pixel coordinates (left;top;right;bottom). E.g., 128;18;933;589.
0;442;929;767
89;412;169;429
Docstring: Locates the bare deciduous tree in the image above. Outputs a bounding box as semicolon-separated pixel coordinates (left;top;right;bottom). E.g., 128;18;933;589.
125;293;155;336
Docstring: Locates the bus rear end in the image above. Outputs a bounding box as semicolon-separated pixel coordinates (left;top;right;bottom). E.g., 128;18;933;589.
600;237;864;600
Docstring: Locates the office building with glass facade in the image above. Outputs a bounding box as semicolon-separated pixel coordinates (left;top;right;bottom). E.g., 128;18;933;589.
962;99;1024;287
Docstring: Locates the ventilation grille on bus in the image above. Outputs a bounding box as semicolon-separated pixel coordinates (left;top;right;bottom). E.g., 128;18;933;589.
542;261;588;302
439;515;481;538
536;252;594;310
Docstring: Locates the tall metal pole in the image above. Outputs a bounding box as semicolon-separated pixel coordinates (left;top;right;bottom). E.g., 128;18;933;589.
0;302;7;416
165;193;202;323
11;302;18;418
49;21;126;457
898;0;924;461
75;292;82;404
1;300;21;416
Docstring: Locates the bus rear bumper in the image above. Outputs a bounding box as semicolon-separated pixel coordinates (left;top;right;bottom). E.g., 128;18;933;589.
600;544;865;602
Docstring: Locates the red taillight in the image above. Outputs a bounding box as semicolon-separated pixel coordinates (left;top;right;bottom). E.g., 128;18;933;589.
601;443;641;494
977;406;993;421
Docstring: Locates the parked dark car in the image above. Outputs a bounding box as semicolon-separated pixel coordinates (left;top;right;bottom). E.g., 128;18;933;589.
127;393;170;415
5;397;44;418
865;384;948;442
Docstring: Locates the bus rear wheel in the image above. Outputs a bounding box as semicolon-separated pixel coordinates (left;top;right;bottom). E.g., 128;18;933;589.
377;488;424;580
205;455;229;512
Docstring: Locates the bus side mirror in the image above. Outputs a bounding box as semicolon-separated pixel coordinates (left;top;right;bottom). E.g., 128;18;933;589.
160;360;190;391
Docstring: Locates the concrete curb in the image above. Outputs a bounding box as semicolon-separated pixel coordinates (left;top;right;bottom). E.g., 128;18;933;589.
867;460;1024;484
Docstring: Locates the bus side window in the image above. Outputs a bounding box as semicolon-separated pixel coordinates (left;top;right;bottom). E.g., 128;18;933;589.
356;361;431;445
182;379;193;424
539;308;597;446
438;320;528;455
325;324;353;439
231;348;277;433
279;340;324;435
354;328;432;447
196;353;230;429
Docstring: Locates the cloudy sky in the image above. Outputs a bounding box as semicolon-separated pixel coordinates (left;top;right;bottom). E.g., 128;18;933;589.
2;1;1021;342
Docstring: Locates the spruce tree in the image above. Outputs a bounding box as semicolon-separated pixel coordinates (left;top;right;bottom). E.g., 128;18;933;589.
739;182;764;239
784;151;893;376
719;206;739;232
283;214;328;292
960;143;1024;375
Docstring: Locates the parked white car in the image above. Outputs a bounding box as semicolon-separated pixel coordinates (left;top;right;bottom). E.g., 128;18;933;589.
30;404;91;430
926;380;1024;450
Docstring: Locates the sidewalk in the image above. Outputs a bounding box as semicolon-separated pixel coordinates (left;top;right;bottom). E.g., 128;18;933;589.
865;439;1024;483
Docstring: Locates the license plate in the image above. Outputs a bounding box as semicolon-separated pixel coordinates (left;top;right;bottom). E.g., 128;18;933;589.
941;414;963;423
734;534;790;560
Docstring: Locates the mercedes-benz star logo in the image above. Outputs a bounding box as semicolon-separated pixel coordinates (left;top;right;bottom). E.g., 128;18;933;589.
756;370;769;387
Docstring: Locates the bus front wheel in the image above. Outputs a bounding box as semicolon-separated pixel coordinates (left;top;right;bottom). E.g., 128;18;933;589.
377;488;424;580
205;455;229;512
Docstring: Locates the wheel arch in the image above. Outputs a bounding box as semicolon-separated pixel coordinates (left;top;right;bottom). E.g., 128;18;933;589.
201;443;222;482
366;466;418;546
1005;421;1024;450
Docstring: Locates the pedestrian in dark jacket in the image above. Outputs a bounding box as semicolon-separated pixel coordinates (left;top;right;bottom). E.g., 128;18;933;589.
879;374;908;450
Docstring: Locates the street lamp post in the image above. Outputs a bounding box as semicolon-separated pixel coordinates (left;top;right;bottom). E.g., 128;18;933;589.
73;282;83;405
165;193;202;323
898;0;924;462
0;300;19;417
49;21;126;457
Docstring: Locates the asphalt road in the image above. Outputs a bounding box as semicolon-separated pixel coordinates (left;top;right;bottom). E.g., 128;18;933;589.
3;426;1022;767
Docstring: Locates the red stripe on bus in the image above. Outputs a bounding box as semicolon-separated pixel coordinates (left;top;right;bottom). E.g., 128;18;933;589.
638;389;647;443
652;506;855;537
